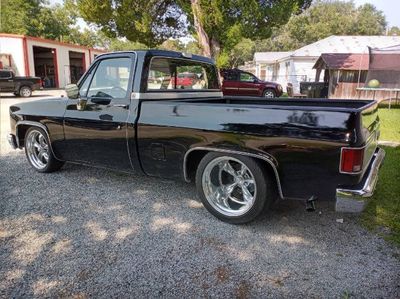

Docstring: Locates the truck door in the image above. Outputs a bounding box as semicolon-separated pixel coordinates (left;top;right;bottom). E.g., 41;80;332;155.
222;72;239;96
61;53;136;171
237;72;260;96
0;70;15;92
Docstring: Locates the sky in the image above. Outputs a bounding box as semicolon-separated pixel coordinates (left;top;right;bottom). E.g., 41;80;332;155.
49;0;400;29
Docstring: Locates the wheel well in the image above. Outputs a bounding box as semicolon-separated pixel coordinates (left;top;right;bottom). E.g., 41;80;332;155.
19;85;32;91
16;124;30;147
263;88;275;95
184;149;282;198
185;150;209;182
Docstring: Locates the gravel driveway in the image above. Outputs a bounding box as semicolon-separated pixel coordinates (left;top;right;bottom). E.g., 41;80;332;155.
1;93;399;298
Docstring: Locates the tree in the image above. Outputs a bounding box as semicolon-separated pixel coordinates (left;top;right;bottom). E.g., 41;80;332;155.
226;38;255;68
0;0;102;47
76;0;311;65
388;26;400;36
256;1;388;52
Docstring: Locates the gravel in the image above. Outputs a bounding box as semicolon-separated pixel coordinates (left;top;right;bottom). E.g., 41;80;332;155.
1;153;399;298
1;93;399;298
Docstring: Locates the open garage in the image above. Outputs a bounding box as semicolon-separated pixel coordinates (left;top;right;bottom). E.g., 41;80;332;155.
69;51;85;84
33;46;58;88
0;34;105;88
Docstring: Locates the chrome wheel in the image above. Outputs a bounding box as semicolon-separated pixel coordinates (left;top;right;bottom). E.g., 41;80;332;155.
202;156;257;217
20;86;32;97
263;90;275;98
26;130;49;170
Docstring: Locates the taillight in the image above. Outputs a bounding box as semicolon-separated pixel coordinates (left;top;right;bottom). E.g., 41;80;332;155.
340;148;364;173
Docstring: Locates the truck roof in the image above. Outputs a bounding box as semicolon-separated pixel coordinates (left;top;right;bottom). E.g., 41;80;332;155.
95;49;215;65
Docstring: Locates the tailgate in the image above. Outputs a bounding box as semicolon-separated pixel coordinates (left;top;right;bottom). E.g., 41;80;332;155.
360;102;379;172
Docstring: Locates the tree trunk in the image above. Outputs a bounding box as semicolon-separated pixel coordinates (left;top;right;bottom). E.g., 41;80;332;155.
210;37;221;59
191;0;211;57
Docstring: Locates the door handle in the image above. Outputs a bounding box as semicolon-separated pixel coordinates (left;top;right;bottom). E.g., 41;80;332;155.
112;104;128;108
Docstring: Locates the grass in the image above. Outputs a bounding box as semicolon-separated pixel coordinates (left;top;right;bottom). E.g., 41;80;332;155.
377;107;400;142
361;146;400;245
361;106;400;245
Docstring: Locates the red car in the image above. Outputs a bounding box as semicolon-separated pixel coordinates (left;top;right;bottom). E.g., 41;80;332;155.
221;69;282;98
176;72;197;87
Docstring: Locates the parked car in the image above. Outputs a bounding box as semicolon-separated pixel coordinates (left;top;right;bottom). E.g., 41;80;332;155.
176;72;197;88
8;50;384;224
220;69;283;98
0;69;42;97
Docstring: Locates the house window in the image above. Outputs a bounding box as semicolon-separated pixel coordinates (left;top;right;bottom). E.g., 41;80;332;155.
339;70;367;83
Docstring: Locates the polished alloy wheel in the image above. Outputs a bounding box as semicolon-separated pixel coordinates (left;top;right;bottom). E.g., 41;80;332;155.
26;130;50;170
20;87;32;97
264;90;275;98
202;156;257;217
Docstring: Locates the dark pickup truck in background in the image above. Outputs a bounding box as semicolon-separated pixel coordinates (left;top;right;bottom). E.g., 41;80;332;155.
8;50;384;223
0;69;42;97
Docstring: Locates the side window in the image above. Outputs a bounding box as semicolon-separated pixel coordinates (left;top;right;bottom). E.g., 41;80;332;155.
147;58;219;91
223;72;238;81
239;72;255;82
0;71;11;78
87;57;132;99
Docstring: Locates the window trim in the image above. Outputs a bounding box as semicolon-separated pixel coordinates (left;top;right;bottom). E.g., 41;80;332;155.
145;56;221;93
78;54;136;101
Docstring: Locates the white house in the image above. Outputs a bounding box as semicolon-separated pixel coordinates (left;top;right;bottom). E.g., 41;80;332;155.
254;35;400;92
0;33;106;88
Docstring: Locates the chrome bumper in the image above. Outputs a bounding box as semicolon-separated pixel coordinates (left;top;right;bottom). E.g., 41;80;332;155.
336;148;385;212
7;133;18;149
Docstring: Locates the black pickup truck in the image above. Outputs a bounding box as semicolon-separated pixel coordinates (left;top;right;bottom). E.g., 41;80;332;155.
0;69;42;97
8;50;385;223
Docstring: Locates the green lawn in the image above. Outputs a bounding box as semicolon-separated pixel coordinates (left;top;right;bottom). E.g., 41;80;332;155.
378;107;400;142
361;107;400;245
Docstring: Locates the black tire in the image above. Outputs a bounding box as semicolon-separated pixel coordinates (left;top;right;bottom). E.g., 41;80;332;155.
24;127;64;173
19;86;32;97
263;88;276;98
195;152;274;224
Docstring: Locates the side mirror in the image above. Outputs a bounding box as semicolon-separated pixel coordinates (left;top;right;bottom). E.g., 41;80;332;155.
65;84;79;99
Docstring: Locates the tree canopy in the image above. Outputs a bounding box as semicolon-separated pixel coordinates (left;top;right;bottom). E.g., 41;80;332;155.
0;0;100;47
76;0;311;65
256;1;388;52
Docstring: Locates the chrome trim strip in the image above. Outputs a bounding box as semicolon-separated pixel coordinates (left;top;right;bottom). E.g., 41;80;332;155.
336;147;385;199
183;147;284;199
15;120;63;161
239;88;259;91
132;91;223;100
339;130;377;175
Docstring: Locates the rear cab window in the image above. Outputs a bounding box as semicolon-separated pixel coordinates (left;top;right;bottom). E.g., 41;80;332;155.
147;57;220;91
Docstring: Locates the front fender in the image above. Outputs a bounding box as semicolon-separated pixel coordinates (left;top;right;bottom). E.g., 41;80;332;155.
10;97;68;153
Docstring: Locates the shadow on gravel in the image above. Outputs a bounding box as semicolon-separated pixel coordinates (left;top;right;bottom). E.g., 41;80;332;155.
0;154;399;298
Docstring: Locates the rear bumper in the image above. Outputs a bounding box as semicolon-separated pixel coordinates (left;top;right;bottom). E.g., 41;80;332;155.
7;133;18;149
335;147;385;212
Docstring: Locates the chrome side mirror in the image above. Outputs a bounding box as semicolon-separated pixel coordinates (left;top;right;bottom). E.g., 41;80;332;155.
65;84;79;99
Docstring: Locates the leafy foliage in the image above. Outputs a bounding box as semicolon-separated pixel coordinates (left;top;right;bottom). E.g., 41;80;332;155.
77;0;188;47
388;26;400;36
0;0;101;47
256;1;388;52
76;0;311;65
